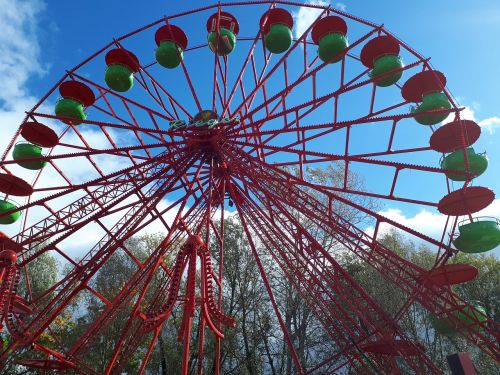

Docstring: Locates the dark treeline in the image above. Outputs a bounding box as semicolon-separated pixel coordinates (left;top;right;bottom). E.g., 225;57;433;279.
3;220;499;374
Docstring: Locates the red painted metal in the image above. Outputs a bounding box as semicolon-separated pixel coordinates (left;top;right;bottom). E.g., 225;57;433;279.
430;120;481;153
362;339;425;356
438;187;495;216
0;174;33;196
155;24;188;49
401;70;447;102
311;15;348;43
59;80;96;106
0;232;20;252
206;11;240;34
0;2;496;374
0;250;17;263
260;8;293;34
423;264;479;286
11;295;33;315
20;122;59;147
17;358;74;370
105;48;140;72
360;35;400;68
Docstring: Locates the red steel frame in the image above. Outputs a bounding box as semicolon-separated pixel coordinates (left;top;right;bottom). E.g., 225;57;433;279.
0;1;498;374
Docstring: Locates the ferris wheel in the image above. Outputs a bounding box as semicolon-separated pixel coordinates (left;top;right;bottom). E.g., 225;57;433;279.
0;1;498;373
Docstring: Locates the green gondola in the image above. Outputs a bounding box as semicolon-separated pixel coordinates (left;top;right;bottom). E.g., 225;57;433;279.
411;92;451;125
13;143;47;170
105;64;134;92
453;220;500;253
0;200;21;224
440;148;487;181
264;23;292;54
369;55;404;87
318;32;348;63
208;28;236;55
430;302;488;336
156;41;184;69
55;98;87;125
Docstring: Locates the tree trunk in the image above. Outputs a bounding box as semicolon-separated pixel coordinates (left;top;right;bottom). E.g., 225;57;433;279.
158;333;167;375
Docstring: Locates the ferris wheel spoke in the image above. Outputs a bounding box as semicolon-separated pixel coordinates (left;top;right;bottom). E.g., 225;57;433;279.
12;147;186;238
59;73;189;167
135;60;194;121
133;70;177;119
236;203;382;373
231;154;500;360
226;102;423;143
232;179;438;373
4;150;187;232
234;29;380;130
94;164;212;373
233;182;380;372
230;141;440;209
220;1;277;118
228;57;429;141
28;177;210;314
8;153;207;353
17;151;198;261
40;166;210;270
233;202;308;373
27;112;180;146
229;6;330;120
113;25;192;120
232;50;273;120
68;72;175;130
103;203;220;374
0;142;176;172
230;146;447;247
44;193;209;368
211;7;224;112
230;24;388;133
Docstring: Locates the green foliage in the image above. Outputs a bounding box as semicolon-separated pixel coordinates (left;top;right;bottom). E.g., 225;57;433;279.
347;230;499;374
18;251;59;299
7;221;498;374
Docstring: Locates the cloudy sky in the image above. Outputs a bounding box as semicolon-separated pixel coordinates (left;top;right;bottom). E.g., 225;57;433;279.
0;0;499;257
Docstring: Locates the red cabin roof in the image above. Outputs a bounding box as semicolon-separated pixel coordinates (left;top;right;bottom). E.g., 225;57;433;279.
311;16;347;44
430;120;480;153
362;339;424;356
20;122;59;148
105;48;141;72
401;70;446;103
59;81;96;107
360;35;400;68
206;11;240;35
423;264;478;286
0;231;21;252
0;173;33;196
438;186;495;216
155;24;188;49
260;8;293;35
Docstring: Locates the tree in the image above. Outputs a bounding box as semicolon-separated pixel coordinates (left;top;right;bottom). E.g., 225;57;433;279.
345;229;499;374
3;251;60;374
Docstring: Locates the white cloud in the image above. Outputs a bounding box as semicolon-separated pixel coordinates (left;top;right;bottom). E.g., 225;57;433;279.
0;0;46;105
292;1;347;40
336;2;347;12
443;105;500;134
0;1;131;260
478;116;500;134
0;0;47;153
366;199;500;254
370;207;447;241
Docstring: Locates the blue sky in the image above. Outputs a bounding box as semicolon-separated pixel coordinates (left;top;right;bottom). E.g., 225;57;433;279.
0;0;499;257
